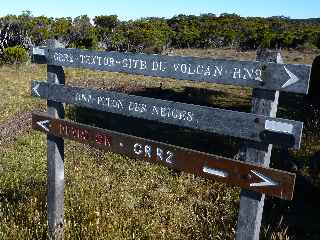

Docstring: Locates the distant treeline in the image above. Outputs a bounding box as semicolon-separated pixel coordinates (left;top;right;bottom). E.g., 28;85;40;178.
1;11;320;55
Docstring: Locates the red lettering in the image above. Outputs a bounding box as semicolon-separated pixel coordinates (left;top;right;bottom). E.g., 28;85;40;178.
71;127;78;138
95;133;112;147
59;123;89;141
60;124;67;135
95;134;104;145
79;129;89;140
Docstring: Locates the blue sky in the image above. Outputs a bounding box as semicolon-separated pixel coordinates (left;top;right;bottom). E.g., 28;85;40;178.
0;0;319;20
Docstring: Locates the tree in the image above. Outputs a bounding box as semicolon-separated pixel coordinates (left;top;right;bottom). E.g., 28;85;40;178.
52;17;72;45
69;15;97;49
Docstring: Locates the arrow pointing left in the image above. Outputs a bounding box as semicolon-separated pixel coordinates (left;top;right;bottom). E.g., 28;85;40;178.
250;170;279;187
32;83;40;97
37;120;50;132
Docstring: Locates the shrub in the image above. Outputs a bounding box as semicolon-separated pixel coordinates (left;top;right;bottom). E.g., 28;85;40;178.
2;46;28;64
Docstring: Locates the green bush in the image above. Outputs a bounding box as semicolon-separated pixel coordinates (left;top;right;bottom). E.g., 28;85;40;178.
2;46;28;64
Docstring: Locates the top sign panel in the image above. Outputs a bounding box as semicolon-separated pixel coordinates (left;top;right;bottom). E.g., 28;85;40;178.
32;47;311;94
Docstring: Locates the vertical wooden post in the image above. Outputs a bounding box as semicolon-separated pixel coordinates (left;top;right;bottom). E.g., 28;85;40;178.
235;49;283;240
47;39;65;240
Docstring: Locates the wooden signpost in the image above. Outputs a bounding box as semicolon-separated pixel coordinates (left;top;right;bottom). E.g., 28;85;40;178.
32;111;295;200
33;47;311;94
31;40;312;240
31;81;303;149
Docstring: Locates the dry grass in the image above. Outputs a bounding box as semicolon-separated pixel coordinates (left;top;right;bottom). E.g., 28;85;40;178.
173;48;320;64
0;48;319;239
0;64;46;123
0;132;239;239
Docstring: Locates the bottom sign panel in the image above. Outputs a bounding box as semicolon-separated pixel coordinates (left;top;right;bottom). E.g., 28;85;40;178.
32;111;295;200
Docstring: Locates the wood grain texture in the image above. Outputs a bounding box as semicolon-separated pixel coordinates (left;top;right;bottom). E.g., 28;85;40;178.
31;80;303;149
236;50;283;240
32;47;311;94
46;40;65;240
32;111;296;200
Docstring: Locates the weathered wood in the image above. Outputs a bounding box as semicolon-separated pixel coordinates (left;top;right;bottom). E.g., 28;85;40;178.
46;40;65;240
236;50;283;240
32;111;296;200
32;47;311;94
31;80;303;149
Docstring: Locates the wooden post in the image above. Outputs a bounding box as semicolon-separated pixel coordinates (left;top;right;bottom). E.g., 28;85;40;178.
47;39;65;240
235;49;283;240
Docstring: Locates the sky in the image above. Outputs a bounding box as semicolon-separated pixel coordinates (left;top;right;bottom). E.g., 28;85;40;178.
0;0;319;20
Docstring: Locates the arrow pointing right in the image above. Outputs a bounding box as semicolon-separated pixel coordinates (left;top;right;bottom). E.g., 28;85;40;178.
37;120;50;132
282;66;300;89
250;170;279;187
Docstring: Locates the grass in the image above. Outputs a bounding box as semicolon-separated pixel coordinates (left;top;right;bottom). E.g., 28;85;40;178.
0;48;320;239
1;132;239;239
0;64;46;123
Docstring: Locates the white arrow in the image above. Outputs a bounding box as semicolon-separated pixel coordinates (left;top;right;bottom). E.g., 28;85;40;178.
33;83;40;97
203;166;229;178
37;120;50;132
250;170;278;187
282;66;299;89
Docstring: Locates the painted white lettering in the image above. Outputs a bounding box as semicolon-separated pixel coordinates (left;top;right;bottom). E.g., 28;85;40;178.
196;65;204;75
132;59;139;69
127;58;132;68
233;68;241;79
122;58;129;68
173;64;180;72
134;143;143;155
97;56;102;66
140;60;147;70
144;145;152;158
187;64;195;75
97;96;103;105
171;109;179;119
180;64;187;74
152;61;158;71
54;53;73;63
128;102;147;113
179;111;187;120
243;68;253;80
165;151;174;164
160;107;167;117
104;57;115;67
128;102;135;111
109;57;115;66
255;69;262;81
186;112;193;122
152;106;159;115
79;54;85;63
159;62;166;71
204;66;211;76
156;148;164;161
214;66;223;77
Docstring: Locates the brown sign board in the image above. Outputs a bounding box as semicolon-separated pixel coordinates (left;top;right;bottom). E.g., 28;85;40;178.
32;111;296;200
32;47;311;94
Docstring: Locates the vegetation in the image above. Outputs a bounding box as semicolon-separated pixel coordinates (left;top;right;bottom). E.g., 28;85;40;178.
1;46;28;64
0;49;319;239
1;11;320;60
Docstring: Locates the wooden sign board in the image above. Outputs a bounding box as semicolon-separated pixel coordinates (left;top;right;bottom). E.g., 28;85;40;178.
31;81;303;149
32;47;311;94
32;111;296;200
